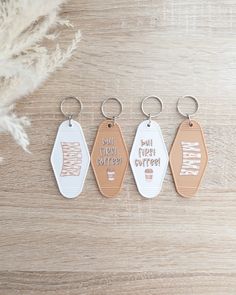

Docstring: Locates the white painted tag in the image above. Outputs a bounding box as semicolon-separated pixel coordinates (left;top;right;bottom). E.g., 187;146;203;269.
130;120;169;198
51;119;90;199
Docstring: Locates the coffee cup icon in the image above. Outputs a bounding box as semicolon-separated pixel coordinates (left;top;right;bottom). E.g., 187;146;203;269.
107;168;115;181
145;168;153;182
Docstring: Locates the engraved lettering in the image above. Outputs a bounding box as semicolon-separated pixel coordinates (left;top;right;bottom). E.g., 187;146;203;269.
134;139;161;182
95;137;124;181
60;142;82;176
180;142;201;176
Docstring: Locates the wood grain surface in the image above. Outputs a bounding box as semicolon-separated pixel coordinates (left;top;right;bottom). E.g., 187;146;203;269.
1;0;236;294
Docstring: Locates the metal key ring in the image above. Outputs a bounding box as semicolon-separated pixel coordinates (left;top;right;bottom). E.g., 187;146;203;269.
60;96;83;117
60;96;83;127
177;95;199;118
141;96;163;118
101;97;123;120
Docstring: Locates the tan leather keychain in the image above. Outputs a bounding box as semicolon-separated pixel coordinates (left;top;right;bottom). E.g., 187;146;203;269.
91;98;128;198
170;96;208;198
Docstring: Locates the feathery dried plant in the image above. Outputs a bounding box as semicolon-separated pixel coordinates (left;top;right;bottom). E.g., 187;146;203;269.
0;0;80;155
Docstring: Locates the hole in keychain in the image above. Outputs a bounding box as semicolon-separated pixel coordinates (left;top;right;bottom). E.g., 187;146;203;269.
107;116;117;129
68;114;73;127
147;114;151;127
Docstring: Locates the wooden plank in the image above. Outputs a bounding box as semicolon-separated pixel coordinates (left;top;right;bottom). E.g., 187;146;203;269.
1;272;236;295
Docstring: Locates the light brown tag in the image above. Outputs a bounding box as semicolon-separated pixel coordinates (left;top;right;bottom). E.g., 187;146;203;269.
91;120;128;198
170;119;208;198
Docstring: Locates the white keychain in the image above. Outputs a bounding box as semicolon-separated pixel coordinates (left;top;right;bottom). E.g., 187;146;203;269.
130;96;169;198
51;96;90;199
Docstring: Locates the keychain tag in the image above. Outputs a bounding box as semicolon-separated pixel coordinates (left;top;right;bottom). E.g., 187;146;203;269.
170;96;208;198
51;97;90;199
130;96;169;198
91;98;128;198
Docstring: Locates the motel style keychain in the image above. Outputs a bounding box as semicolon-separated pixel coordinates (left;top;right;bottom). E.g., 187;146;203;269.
51;96;90;199
169;96;208;198
91;98;128;198
130;96;169;198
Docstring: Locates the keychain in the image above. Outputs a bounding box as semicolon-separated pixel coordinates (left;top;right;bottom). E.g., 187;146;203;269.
170;96;208;198
51;96;90;199
91;98;128;198
130;96;169;198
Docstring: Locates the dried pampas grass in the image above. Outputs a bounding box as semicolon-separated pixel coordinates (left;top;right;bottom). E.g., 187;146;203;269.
0;0;80;155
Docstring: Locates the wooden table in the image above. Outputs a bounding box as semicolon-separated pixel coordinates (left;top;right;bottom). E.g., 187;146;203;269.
1;0;236;294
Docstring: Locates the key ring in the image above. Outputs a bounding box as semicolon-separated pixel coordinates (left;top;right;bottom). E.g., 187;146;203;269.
101;97;123;125
60;96;83;127
141;96;163;126
177;95;199;127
